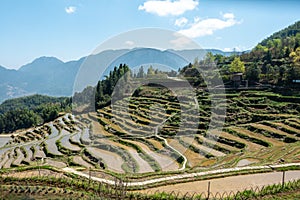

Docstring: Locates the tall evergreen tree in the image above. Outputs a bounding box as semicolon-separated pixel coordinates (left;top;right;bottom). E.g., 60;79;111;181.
94;63;130;109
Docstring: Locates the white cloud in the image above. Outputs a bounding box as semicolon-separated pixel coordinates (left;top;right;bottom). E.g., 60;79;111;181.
125;40;135;46
170;35;192;48
223;48;232;52
175;17;188;27
65;6;76;14
193;16;201;23
138;0;198;16
178;13;240;38
223;13;234;19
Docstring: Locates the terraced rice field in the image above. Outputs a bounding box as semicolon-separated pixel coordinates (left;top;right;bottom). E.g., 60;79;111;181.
86;146;124;172
92;88;300;172
60;134;81;152
0;135;11;148
44;135;64;156
0;89;299;177
0;114;85;169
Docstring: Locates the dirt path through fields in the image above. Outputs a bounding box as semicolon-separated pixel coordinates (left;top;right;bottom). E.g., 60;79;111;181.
142;170;300;194
63;163;300;188
154;114;187;171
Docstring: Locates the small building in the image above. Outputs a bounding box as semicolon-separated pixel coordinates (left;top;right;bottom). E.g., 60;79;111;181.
231;72;243;88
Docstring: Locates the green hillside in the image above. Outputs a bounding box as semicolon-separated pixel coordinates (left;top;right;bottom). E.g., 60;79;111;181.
0;95;71;133
179;21;300;87
241;21;300;85
260;21;300;47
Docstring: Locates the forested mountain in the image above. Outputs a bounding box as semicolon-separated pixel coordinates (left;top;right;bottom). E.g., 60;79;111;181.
0;57;83;103
259;21;300;47
0;94;70;114
241;21;300;85
179;21;300;87
0;95;71;133
243;21;300;62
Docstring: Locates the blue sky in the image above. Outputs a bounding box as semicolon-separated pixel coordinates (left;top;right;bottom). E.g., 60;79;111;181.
0;0;299;69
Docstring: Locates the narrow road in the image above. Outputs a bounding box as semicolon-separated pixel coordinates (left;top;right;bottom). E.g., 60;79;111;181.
63;162;300;187
154;115;187;171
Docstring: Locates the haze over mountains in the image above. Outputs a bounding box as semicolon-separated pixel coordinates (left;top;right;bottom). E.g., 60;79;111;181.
0;49;240;102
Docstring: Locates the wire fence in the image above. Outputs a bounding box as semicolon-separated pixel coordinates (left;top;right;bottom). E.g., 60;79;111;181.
130;179;300;200
0;169;128;199
0;169;300;199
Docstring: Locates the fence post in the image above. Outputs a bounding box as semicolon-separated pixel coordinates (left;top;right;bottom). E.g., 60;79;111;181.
89;167;91;185
207;181;211;200
282;171;286;188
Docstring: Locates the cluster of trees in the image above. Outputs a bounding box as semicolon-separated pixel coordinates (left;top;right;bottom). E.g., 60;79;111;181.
73;86;96;109
74;64;179;112
0;95;71;133
179;52;245;86
134;66;177;78
95;64;130;109
94;64;178;109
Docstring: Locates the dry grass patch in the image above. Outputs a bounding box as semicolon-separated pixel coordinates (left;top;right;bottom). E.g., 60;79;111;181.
167;138;205;168
147;138;164;150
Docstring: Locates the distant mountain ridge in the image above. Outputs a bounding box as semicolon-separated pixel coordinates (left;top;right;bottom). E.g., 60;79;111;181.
0;49;240;102
19;56;64;73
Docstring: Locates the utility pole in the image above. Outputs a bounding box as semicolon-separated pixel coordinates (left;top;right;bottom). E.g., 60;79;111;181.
207;181;211;200
89;167;91;184
282;171;286;188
